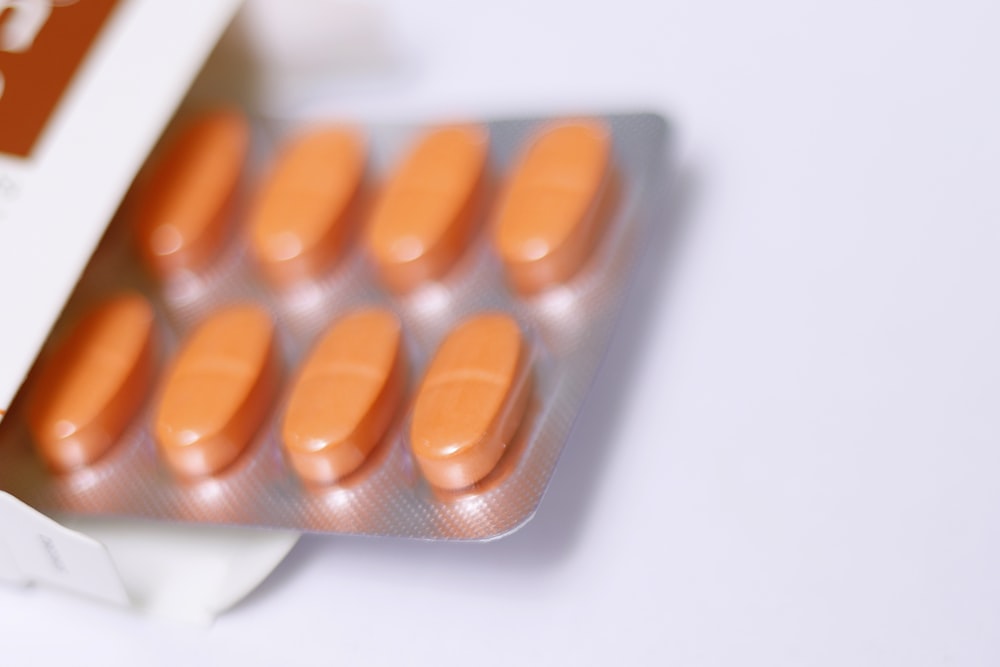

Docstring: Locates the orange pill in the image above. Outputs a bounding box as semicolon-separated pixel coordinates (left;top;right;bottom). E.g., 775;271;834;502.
282;308;406;484
154;305;278;477
492;122;613;293
26;294;156;472
249;127;366;284
410;313;531;490
134;109;249;276
365;126;488;291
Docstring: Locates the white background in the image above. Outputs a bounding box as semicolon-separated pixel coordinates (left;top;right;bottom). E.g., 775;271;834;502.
3;0;1000;663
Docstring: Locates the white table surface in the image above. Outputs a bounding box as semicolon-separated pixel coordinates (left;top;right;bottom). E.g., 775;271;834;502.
4;0;1000;664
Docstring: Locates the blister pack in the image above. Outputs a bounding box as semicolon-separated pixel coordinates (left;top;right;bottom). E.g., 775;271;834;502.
0;111;668;540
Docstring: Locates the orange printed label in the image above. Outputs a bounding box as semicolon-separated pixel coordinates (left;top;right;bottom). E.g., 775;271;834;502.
0;0;119;157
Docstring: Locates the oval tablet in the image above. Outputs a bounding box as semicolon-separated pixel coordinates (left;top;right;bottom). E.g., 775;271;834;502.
155;305;278;477
282;308;406;484
134;109;250;276
410;313;531;490
492;122;612;293
27;294;156;472
249;127;365;285
365;126;488;291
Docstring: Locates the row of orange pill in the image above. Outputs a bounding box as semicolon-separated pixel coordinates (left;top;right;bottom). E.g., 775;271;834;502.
133;111;613;293
26;294;531;491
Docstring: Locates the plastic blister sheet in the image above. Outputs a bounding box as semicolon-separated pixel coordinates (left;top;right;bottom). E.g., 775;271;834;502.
0;112;669;540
